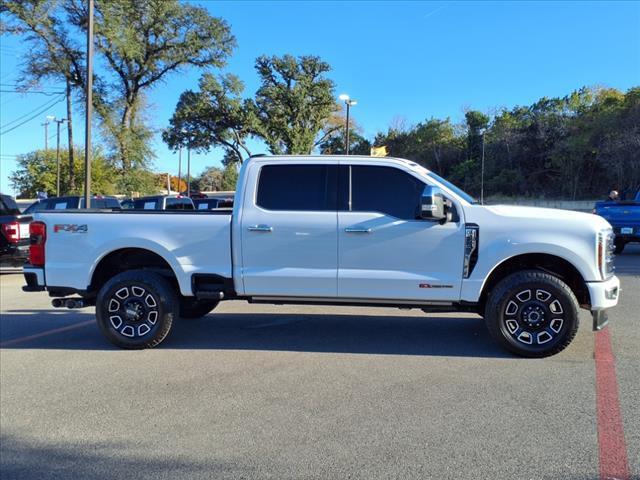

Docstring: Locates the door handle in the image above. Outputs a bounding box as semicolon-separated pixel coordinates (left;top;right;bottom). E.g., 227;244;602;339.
345;227;372;234
248;225;273;232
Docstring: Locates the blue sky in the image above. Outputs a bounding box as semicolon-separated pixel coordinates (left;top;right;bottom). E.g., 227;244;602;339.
1;0;639;195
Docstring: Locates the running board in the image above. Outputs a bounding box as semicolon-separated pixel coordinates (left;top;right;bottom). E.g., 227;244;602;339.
249;296;454;308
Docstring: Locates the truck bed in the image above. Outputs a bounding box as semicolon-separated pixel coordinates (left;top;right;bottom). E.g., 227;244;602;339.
35;209;233;296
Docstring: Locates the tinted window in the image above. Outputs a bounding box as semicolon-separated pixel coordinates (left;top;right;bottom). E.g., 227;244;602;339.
23;201;46;215
194;199;219;210
165;198;194;210
133;198;159;210
0;195;20;215
257;165;337;211
351;166;424;220
49;198;75;210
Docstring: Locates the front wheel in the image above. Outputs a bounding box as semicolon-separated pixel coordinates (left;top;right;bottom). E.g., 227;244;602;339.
485;270;579;357
96;270;178;349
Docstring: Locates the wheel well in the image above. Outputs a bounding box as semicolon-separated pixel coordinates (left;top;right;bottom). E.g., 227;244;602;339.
479;253;590;312
89;248;178;295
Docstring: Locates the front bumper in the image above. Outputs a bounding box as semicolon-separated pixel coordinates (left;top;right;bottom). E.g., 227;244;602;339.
587;275;620;331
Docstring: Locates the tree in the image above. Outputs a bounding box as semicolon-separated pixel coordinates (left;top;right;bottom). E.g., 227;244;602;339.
9;148;117;198
3;0;86;192
163;73;254;163
252;55;337;154
195;166;225;192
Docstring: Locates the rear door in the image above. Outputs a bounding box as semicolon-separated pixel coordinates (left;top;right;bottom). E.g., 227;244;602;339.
240;162;339;297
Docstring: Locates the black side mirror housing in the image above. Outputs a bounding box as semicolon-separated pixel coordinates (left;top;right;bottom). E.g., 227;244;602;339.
420;185;447;222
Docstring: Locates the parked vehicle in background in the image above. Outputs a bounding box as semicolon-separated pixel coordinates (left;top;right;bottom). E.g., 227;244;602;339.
593;189;640;254
23;155;619;357
1;193;31;268
132;195;194;211
120;199;135;210
23;196;121;214
201;191;234;208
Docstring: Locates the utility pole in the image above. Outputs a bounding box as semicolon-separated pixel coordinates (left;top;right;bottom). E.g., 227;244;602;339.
55;118;67;196
480;129;486;205
43;120;49;151
178;146;182;193
43;115;54;151
84;0;94;208
167;173;171;193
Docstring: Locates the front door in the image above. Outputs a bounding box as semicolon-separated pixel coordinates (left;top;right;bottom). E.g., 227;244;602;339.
240;163;339;297
338;165;465;302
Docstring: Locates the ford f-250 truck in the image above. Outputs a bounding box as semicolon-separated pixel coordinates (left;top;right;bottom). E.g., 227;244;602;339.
594;189;640;254
22;155;620;357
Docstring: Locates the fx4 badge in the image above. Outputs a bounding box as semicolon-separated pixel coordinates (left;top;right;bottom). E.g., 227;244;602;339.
53;224;88;233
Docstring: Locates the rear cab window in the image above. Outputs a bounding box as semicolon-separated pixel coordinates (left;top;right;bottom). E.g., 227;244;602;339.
165;198;194;210
256;164;338;211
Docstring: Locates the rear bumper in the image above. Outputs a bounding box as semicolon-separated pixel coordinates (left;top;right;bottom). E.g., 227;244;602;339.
23;265;45;292
587;275;620;331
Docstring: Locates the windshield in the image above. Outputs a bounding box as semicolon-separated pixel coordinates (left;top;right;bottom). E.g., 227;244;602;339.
426;171;478;204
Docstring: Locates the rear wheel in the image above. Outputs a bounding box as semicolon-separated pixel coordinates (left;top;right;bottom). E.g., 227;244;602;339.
96;270;178;349
179;298;218;319
485;270;579;357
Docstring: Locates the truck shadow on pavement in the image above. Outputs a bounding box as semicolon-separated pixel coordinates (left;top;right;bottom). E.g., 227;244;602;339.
0;309;514;358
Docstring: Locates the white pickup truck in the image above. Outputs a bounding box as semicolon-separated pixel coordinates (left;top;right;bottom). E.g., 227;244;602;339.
23;155;620;357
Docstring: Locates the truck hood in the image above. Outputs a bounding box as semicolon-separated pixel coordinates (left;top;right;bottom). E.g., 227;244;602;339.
478;204;611;233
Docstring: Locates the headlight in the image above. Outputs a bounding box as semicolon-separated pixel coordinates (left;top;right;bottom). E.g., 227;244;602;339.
597;229;615;279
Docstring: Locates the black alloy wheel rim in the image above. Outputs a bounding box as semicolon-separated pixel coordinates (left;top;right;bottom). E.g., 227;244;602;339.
107;285;159;338
502;288;565;347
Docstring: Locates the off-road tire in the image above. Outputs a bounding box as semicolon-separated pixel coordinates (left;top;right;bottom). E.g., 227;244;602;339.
485;270;579;358
96;270;178;349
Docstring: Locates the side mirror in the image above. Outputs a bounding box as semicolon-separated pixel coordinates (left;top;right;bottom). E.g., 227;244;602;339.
420;185;447;222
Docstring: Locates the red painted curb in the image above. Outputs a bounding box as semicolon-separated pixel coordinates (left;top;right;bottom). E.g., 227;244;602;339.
595;328;630;480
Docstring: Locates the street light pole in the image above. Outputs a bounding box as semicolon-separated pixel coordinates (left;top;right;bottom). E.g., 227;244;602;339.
55;118;67;196
84;0;94;208
339;94;357;155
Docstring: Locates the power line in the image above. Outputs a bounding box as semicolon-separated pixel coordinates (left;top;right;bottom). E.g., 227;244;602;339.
0;95;65;130
0;95;65;136
0;89;65;96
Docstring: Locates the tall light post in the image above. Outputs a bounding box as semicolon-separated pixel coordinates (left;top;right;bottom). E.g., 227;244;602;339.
339;94;357;155
54;117;67;196
43;115;55;151
479;128;487;205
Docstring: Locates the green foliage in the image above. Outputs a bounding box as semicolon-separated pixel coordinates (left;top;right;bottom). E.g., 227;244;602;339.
114;168;159;197
192;164;238;192
253;55;337;154
9;148;117;198
4;0;235;174
375;86;639;199
163;73;254;163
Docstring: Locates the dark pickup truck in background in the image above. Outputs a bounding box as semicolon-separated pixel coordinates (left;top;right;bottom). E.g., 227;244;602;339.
594;189;640;253
23;196;122;214
0;193;31;268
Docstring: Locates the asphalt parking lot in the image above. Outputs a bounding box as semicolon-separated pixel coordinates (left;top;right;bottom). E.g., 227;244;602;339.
1;248;639;480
